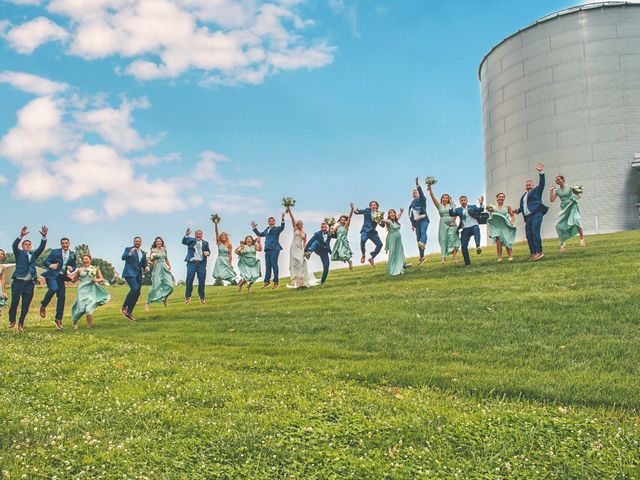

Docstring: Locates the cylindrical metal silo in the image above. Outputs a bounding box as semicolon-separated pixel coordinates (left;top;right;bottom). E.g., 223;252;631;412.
479;1;640;240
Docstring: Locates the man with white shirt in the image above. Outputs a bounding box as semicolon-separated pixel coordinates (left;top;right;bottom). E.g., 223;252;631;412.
40;237;77;330
9;225;48;332
449;196;485;266
120;236;148;321
514;163;549;261
182;228;211;304
304;222;335;284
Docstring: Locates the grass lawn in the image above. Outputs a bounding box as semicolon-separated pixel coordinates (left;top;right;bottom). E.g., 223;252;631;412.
1;231;639;478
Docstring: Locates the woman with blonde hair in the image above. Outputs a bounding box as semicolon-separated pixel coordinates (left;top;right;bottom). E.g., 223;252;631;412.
427;185;460;264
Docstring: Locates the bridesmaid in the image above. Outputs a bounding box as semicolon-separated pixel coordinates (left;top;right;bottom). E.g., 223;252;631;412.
213;221;237;285
331;205;354;270
487;193;516;262
286;207;318;288
427;185;460;264
550;175;586;251
236;236;263;293
145;236;174;311
383;208;406;276
70;254;111;329
0;249;7;312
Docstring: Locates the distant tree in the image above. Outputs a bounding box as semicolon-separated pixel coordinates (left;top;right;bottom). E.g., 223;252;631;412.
36;248;52;269
92;258;116;283
74;244;91;259
4;252;15;264
176;279;185;286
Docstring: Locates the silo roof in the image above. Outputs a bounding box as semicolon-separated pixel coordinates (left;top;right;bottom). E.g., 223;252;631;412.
478;1;640;80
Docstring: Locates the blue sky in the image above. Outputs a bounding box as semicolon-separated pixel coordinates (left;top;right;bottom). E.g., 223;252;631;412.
0;0;581;280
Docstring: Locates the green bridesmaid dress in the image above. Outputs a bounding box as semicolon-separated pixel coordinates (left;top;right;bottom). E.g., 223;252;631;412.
487;205;517;248
71;268;111;323
437;204;461;258
237;245;261;284
555;186;582;243
147;248;174;304
213;243;237;283
331;225;353;262
385;221;405;276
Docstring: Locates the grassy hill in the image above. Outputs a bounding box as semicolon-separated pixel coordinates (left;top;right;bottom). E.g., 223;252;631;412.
1;232;639;478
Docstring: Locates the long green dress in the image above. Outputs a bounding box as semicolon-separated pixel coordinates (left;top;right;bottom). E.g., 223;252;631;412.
437;204;461;258
0;266;6;308
385;221;405;276
237;245;261;284
213;243;237;283
487;205;517;249
331;225;353;262
147;248;174;304
71;268;111;323
555;186;582;243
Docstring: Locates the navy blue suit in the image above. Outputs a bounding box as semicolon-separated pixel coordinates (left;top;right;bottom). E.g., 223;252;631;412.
515;172;549;255
449;205;484;266
355;208;383;259
253;222;285;283
182;237;210;300
409;186;429;257
121;247;147;315
41;248;77;321
9;236;47;325
305;230;335;284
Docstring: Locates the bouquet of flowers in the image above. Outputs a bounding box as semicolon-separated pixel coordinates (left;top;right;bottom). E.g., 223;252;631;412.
571;184;584;196
149;250;158;262
372;211;385;225
425;176;438;186
86;265;98;279
210;213;221;224
235;243;245;255
324;217;337;227
282;197;296;208
486;203;496;213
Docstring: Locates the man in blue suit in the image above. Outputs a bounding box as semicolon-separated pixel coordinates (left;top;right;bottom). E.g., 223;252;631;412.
514;163;548;261
182;228;211;304
8;226;48;332
449;196;485;266
409;177;429;265
121;236;148;321
252;213;285;289
39;237;76;330
353;200;383;267
304;222;335;284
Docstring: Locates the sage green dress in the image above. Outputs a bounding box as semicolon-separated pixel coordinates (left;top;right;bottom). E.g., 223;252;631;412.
237;245;261;284
213;243;236;283
437;204;461;257
331;225;353;262
71;269;111;323
555;186;582;243
385;221;405;276
147;248;174;304
0;266;6;308
487;205;517;249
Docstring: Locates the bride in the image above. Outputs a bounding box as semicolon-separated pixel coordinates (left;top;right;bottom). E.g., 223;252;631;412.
286;207;319;289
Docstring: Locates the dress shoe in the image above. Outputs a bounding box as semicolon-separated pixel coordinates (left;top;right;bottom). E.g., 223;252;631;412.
39;306;46;319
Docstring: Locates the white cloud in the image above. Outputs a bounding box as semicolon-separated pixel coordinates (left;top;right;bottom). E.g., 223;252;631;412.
3;0;335;85
71;208;101;224
0;175;8;186
195;150;230;184
5;16;68;54
210;193;267;214
135;152;181;166
329;0;360;38
0;70;68;95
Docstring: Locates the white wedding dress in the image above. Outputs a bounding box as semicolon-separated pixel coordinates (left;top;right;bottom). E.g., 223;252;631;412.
288;229;319;288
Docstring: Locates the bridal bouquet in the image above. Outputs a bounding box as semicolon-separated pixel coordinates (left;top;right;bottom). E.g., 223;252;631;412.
149;251;158;262
86;265;98;279
571;184;584;196
210;213;221;224
372;211;385;225
324;217;336;227
486;203;496;213
425;176;438;186
282;197;296;208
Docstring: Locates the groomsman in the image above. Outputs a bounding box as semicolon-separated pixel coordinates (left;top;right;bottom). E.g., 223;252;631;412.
514;163;548;261
409;177;429;265
252;214;285;289
8;226;48;332
121;236;148;321
449;196;485;266
353;201;383;267
182;228;210;304
40;237;76;330
304;222;335;284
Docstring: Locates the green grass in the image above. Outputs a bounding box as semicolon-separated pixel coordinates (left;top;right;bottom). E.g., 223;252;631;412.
1;231;639;479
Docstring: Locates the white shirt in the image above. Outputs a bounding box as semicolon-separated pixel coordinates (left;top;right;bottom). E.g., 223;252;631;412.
193;240;204;261
460;207;479;229
62;250;69;268
137;249;142;262
322;233;328;242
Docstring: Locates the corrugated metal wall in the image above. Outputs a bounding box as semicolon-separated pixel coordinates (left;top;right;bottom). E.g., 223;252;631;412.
480;3;640;239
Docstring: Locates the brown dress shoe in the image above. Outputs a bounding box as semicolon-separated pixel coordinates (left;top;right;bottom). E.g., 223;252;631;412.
39;306;46;319
54;320;63;330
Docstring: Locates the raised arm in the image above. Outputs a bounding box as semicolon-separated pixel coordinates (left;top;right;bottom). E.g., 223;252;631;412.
34;226;48;257
286;206;297;228
536;163;545;191
214;222;220;244
427;184;439;208
415;177;426;202
397;208;405;220
251;221;265;237
280;213;286;232
346;205;354;228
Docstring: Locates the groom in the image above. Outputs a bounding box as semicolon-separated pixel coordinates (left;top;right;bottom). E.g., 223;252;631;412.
353;201;383;267
304;222;335;284
182;228;211;304
514;162;548;261
40;237;77;330
449;196;485;266
252;213;285;289
121;236;148;321
9;226;48;332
